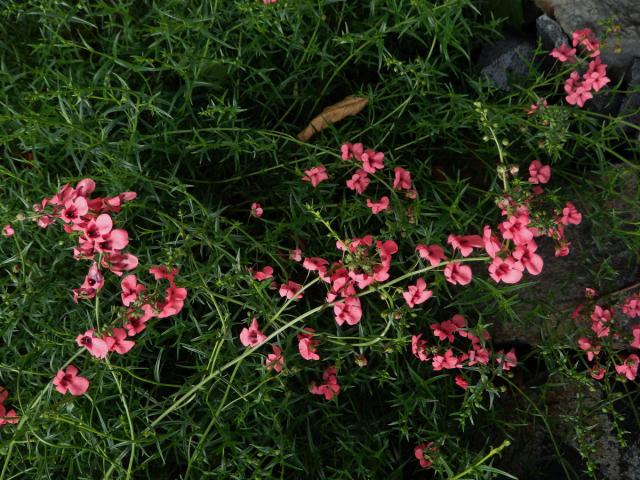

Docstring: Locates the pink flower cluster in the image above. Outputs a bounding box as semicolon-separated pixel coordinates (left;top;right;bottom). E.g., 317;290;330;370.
549;29;610;107
411;314;516;387
33;179;187;396
575;290;640;381
0;388;19;427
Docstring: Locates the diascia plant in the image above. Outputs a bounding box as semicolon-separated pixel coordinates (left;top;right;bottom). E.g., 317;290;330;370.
241;134;583;470
0;180;189;408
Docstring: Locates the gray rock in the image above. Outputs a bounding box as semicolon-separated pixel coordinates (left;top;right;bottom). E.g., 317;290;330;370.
479;36;534;91
619;57;640;132
536;14;569;50
543;0;640;79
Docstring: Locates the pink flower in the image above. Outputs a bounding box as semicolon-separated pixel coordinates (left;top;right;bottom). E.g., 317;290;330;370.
102;253;138;276
289;248;302;262
590;366;606;380
432;349;462;371
302;257;329;275
334;296;362;326
578;337;600;361
60;197;88;224
416;244;446;267
2;224;14;238
496;348;517;371
253;266;274;281
279;281;303;300
309;366;340;400
81;213;113;243
149;265;179;283
447;234;483;257
488;256;524;284
121;274;145;306
623;297;640;318
265;344;284;373
302;165;329;187
346;169;370;194
631;326;640;349
499;214;533;245
392;167;412;191
512;241;544;275
482;226;502;258
76;329;110;359
431;315;465;343
157;284;188;318
52;365;90;396
95;228;129;254
402;278;433;308
239;318;267;347
376;239;398;265
366;196;389;214
550;44;577;62
123;304;154;336
527;99;548;115
583;58;610;92
251;202;263;218
572;28;600;56
414;442;437;469
105;328;135;355
298;328;320;361
0;396;18;425
455;375;469;390
411;334;430;362
361;149;385;173
341;142;364;161
528;160;551;184
560;202;582;225
444;262;472;285
564;71;593;107
615;354;639;381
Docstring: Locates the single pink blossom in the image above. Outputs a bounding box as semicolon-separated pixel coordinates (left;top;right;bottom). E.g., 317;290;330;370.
416;244;446;266
105;327;135;355
251;202;263;218
528;160;551;184
615;354;639;381
121;274;145;306
572;28;600;56
447;234;483;257
550;44;577;62
239;318;267;347
265;344;284;373
414;442;437;469
298;328;320;361
361;149;385;173
431;315;465;343
366;196;390;214
455;375;469;390
411;334;430;362
76;329;110;359
512;241;544;275
123;304;154;336
2;224;14;238
392;167;412;191
302;165;329;187
402;278;433;308
252;266;274;281
482;226;502;258
279;280;303;300
488;256;524;284
496;348;518;371
309;366;340;400
52;364;90;396
346;169;370;194
334;296;362;326
444;262;472;286
623;297;640;318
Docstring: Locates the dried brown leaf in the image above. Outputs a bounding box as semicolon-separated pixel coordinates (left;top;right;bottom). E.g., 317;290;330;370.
297;96;369;142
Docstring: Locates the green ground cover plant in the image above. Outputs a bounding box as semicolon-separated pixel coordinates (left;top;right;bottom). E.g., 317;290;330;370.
0;1;639;478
